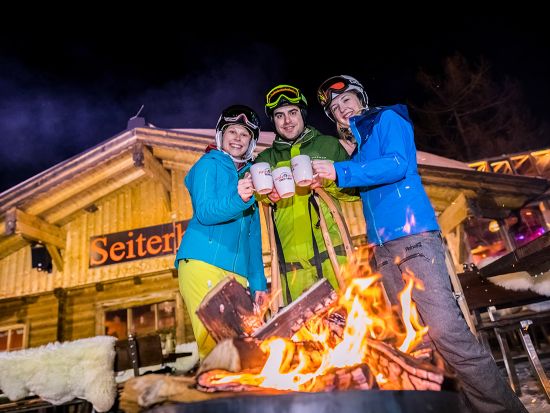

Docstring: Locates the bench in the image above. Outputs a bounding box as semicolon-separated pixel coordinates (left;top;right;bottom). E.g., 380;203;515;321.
115;333;192;377
457;269;550;402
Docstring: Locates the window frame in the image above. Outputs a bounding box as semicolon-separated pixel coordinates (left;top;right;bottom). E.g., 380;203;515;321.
95;291;185;345
0;322;29;352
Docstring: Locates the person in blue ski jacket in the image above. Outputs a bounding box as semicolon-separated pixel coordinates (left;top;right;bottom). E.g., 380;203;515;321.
312;75;528;413
175;104;268;360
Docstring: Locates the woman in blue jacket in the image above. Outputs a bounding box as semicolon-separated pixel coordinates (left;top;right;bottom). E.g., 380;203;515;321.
312;75;527;413
175;105;268;360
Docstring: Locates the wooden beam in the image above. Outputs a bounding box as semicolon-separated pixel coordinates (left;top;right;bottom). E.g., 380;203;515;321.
162;159;196;171
5;208;66;249
25;152;136;216
0;131;137;216
0;234;28;260
141;146;172;193
44;168;146;224
46;243;64;272
152;146;203;164
138;133;209;153
419;165;548;198
438;193;472;236
444;224;466;274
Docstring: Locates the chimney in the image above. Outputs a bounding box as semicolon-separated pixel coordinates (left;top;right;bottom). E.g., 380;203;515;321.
127;105;146;129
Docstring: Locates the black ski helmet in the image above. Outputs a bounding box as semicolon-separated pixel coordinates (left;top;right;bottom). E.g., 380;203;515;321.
215;104;261;162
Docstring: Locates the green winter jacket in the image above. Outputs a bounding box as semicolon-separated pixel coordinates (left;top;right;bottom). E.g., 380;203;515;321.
255;127;357;299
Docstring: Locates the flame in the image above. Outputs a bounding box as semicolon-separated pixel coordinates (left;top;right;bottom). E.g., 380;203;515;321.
397;272;428;353
209;253;428;391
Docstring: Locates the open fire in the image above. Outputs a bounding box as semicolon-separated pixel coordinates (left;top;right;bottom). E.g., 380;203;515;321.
197;257;446;393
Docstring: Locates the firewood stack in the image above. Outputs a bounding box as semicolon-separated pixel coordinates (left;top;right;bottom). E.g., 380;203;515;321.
195;337;444;393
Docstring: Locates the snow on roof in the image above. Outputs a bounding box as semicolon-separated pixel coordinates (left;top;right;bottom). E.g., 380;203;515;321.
416;151;471;170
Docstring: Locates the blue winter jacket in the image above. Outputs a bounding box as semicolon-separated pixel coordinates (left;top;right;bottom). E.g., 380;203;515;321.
334;105;439;245
175;149;267;295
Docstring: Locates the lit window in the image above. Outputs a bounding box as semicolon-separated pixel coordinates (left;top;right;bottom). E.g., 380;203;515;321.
464;217;511;267
505;207;547;248
0;324;27;352
104;300;176;353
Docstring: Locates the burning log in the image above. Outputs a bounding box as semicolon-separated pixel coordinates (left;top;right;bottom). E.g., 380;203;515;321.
196;336;445;393
197;364;377;393
197;338;326;376
196;277;261;342
363;338;445;391
253;278;338;340
197;277;337;344
197;338;267;375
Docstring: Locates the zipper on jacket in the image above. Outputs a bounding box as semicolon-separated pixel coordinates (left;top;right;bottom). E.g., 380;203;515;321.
232;212;245;272
366;192;383;245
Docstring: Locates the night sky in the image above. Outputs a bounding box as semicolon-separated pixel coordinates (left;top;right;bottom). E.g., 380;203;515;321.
1;16;549;192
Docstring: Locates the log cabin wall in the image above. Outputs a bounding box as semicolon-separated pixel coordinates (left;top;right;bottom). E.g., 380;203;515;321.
0;174;195;347
0;128;205;350
0;294;58;348
1;177;184;297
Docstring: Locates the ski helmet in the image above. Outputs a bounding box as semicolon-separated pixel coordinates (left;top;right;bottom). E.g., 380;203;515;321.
265;84;308;120
215;104;261;162
317;75;368;122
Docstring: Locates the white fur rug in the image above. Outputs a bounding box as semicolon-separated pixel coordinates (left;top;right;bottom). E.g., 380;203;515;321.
171;341;199;373
489;270;550;299
0;335;117;412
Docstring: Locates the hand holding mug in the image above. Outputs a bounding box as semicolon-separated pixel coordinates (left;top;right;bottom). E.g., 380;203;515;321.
312;160;336;182
309;173;323;189
291;154;313;187
250;162;273;194
267;185;281;203
271;166;295;198
238;172;254;202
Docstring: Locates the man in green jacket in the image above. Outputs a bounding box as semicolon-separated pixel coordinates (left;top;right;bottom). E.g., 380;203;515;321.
255;84;356;304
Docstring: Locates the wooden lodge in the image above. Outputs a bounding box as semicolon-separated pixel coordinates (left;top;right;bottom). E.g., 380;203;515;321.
1;122;550;355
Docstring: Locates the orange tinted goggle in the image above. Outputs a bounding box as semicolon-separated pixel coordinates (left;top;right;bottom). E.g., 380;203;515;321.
317;81;347;106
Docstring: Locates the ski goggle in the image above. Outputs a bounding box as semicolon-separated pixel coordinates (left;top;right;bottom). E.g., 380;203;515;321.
222;111;259;130
265;85;306;109
317;79;348;107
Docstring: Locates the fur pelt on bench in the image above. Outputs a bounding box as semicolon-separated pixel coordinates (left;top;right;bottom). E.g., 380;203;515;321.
490;270;550;298
0;335;117;412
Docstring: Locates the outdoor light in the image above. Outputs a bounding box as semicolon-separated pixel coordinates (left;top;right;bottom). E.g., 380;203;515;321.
488;220;500;233
31;243;52;273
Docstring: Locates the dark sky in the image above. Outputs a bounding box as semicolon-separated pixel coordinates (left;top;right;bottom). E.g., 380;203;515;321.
1;16;549;192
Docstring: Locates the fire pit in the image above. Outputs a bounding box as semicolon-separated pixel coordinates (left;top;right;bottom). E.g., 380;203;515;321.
121;260;463;412
194;271;447;394
145;389;467;413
